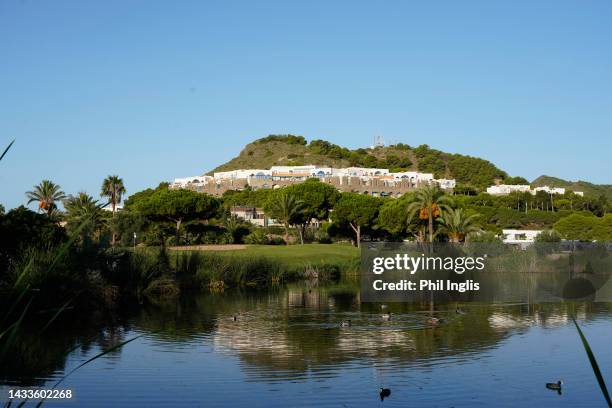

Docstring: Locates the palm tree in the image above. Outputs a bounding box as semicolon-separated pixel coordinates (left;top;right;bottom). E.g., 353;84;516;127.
268;192;305;243
26;180;66;216
406;186;453;243
63;192;105;244
440;208;481;243
101;175;126;213
101;175;126;246
223;214;242;244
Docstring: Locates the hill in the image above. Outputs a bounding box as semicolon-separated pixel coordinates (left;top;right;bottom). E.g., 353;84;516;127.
532;175;612;200
208;135;517;189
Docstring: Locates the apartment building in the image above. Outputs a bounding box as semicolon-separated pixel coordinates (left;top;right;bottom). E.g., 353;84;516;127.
171;165;456;197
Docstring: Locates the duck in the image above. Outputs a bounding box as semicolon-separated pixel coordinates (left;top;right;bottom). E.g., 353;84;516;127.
456;307;466;315
379;388;391;401
381;313;392;321
340;320;352;328
232;315;238;321
426;317;444;326
546;380;563;393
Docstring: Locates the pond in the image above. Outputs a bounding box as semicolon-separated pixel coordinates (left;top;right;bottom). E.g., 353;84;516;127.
2;284;612;407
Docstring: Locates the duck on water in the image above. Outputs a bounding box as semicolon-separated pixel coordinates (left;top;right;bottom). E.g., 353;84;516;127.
340;320;352;327
546;380;563;394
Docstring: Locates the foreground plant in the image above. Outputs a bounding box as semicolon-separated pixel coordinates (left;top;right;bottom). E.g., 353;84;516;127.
572;316;611;407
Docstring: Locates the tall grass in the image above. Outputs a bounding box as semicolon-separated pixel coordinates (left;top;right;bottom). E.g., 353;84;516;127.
169;250;353;291
0;139;14;162
572;316;612;407
178;251;287;289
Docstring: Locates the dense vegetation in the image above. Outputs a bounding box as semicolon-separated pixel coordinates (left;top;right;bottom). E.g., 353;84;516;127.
1;162;611;378
532;175;612;201
1;136;611;329
3;176;608;318
211;135;521;188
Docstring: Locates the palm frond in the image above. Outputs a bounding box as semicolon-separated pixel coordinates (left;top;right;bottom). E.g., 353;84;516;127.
0;139;14;162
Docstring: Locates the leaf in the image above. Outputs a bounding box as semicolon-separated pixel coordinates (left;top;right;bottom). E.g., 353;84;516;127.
572;316;612;407
0;140;14;162
39;299;74;334
35;335;143;407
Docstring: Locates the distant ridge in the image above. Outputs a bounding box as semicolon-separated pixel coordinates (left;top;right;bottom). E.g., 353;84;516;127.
207;135;517;189
532;175;612;200
204;135;610;196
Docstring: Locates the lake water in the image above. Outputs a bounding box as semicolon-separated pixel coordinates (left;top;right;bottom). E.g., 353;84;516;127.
2;284;612;407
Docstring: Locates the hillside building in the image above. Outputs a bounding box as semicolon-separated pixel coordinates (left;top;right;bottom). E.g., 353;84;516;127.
486;184;583;197
171;165;455;197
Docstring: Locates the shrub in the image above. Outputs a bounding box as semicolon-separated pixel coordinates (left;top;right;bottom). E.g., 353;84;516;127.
534;230;561;242
269;237;286;245
315;230;332;244
468;231;502;243
143;277;180;297
244;229;269;245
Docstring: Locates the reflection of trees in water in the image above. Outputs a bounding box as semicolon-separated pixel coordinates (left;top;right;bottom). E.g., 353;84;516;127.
3;287;612;387
206;288;609;381
0;313;134;386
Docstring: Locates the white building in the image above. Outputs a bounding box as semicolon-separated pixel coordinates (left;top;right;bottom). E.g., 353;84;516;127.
173;165;457;196
310;167;334;177
486;184;584;197
214;169;271;180
270;165;316;174
390;171;434;182
230;206;277;227
532;186;566;195
435;178;456;189
486;185;531;196
171;176;214;188
340;167;390;177
502;229;543;247
102;204;123;212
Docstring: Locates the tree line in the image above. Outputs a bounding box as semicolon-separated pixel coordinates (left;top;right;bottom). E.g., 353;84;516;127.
2;176;610;257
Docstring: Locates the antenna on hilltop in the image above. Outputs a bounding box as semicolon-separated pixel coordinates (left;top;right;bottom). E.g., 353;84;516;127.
372;135;385;149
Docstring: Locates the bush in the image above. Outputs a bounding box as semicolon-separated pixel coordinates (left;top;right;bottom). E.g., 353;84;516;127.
468;231;502;243
554;213;612;241
217;231;234;244
112;211;147;246
315;230;332;244
269;237;287;245
143;277;180;297
534;230;561;242
255;134;307;145
244;229;269;245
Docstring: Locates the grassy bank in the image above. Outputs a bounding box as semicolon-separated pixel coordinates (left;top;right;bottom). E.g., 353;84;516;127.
174;243;359;266
122;244;361;294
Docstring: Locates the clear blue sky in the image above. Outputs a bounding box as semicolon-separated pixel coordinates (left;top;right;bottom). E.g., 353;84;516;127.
1;0;611;210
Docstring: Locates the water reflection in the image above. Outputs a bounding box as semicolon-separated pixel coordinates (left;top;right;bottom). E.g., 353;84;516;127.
2;284;612;407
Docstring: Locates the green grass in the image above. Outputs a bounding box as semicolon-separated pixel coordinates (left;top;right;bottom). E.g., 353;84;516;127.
170;244;360;289
213;244;359;267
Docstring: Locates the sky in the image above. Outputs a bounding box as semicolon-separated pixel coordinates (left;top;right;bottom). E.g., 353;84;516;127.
1;0;611;210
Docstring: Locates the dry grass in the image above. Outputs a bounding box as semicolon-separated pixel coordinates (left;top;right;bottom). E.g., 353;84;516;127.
169;244;247;251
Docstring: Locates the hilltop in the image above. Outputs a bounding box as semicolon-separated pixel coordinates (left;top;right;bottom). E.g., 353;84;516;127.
532;175;612;200
208;135;518;189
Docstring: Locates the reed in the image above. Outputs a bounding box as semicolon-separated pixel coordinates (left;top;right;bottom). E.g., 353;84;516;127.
572;316;611;407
